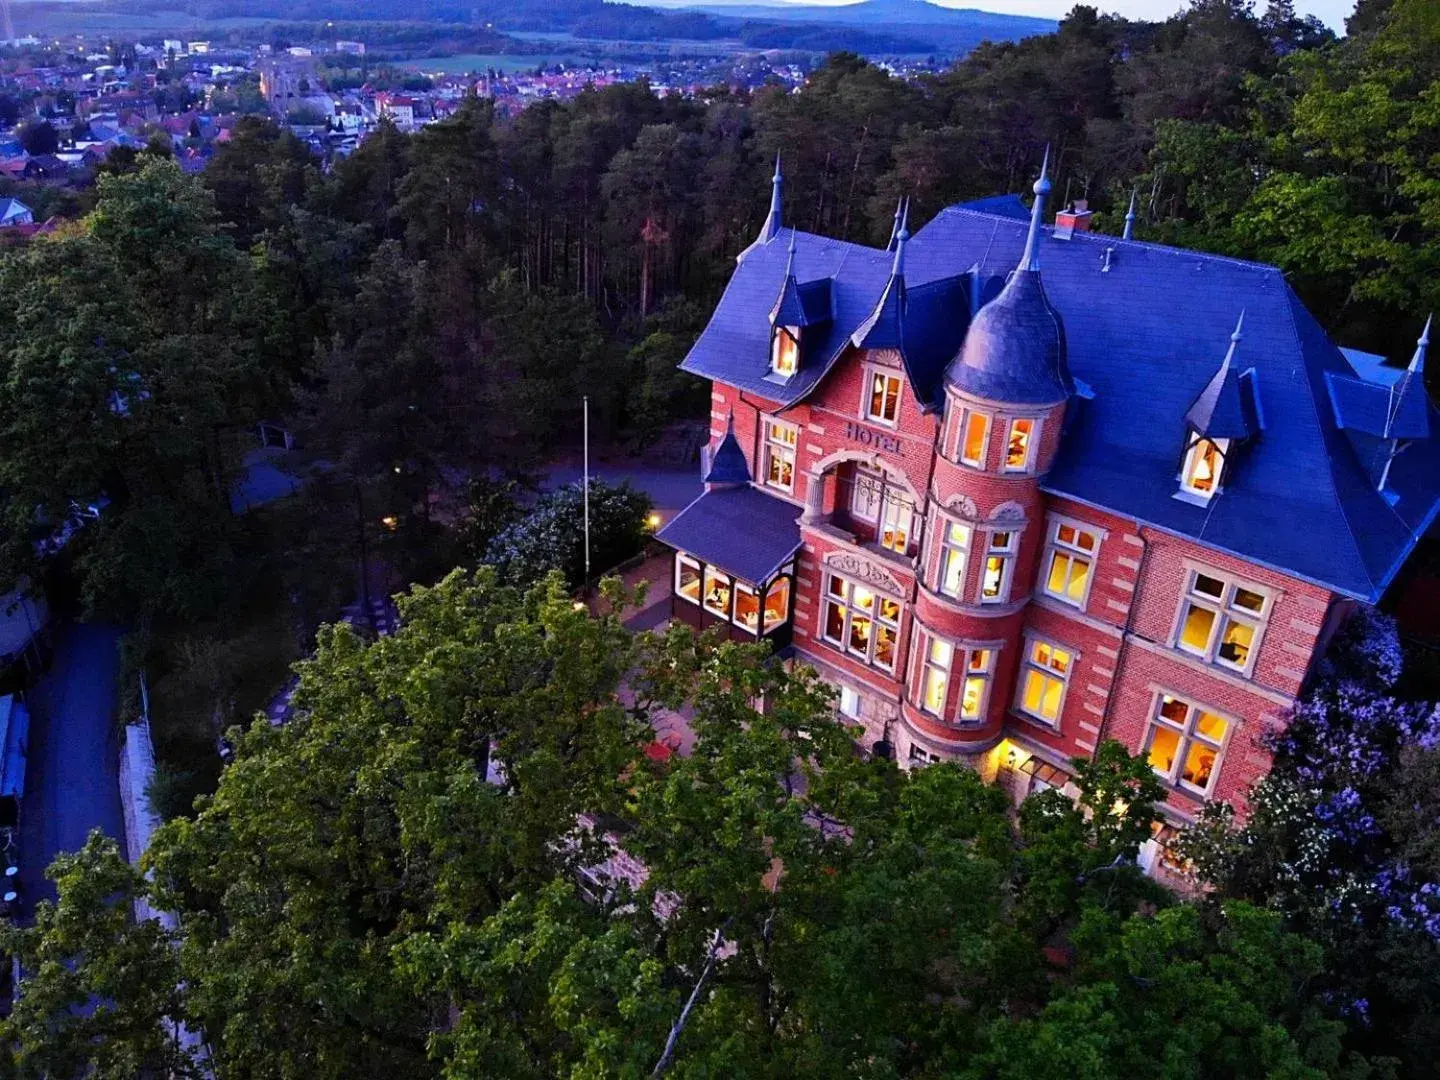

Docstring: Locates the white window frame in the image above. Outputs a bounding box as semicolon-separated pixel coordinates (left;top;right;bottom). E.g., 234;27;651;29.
908;744;938;766
821;572;903;674
771;325;800;379
1171;567;1270;677
915;628;953;718
934;517;971;599
838;685;861;719
1179;435;1229;502
863;367;903;427
702;565;733;619
762;417;798;495
733;580;761;632
850;467;917;556
958;646;994;726
1040;516;1102;610
1014;635;1074;729
675;554;702;605
980;529;1019;604
958;408;990;468
1003;417;1040;473
1145;691;1233;797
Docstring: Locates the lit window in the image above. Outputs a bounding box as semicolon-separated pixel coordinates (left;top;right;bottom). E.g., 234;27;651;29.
676;555;702;604
850;467;916;556
1043;519;1100;609
763;419;797;493
937;520;971;599
1004;418;1037;471
960;648;993;724
822;574;902;673
838;685;861;719
1174;570;1268;674
763;576;791;632
772;327;800;378
1180;436;1229;499
980;530;1018;603
1017;638;1072;727
733;582;760;631
865;370;902;425
702;566;732;618
1146;693;1229;795
919;633;952;716
960;410;989;468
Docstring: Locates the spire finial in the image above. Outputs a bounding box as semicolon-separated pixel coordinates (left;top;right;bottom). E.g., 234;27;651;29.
891;198;909;278
1123;187;1138;241
1231;309;1245;345
887;197;905;251
1411;314;1432;372
1018;145;1051;273
758;155;783;244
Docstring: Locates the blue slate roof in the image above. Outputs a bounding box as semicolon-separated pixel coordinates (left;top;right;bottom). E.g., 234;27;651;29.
657;485;802;584
1185;318;1262;441
947;269;1071;405
705;424;752;485
682;197;1440;602
771;273;832;328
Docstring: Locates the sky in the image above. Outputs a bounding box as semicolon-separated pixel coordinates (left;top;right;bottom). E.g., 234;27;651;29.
718;0;1354;31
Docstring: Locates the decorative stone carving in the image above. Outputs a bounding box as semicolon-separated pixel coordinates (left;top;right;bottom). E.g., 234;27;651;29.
824;550;905;597
944;494;980;520
990;500;1027;525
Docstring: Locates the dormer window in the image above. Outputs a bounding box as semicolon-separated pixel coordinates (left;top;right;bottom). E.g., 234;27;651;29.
772;326;800;378
1180;436;1229;501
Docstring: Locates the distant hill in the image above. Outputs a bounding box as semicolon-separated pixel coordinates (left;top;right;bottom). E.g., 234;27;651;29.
669;0;1052;34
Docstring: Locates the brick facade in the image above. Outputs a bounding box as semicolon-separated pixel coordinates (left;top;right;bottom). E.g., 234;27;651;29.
702;343;1344;824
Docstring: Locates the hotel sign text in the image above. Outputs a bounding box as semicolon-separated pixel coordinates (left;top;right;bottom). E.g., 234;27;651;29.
843;421;903;454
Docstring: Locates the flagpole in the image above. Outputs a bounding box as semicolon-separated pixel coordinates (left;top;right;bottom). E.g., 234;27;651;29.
583;395;591;589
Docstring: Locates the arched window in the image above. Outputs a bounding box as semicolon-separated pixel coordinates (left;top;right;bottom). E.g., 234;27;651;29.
1180;435;1229;500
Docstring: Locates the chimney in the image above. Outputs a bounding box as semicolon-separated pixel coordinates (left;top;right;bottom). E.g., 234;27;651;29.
1053;199;1093;238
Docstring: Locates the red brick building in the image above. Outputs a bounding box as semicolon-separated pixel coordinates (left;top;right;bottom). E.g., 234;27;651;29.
657;158;1439;850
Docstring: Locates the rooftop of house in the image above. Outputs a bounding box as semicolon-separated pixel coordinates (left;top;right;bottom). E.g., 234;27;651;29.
680;179;1440;603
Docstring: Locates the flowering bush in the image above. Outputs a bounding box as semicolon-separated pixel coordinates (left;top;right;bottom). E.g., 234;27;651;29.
484;479;651;589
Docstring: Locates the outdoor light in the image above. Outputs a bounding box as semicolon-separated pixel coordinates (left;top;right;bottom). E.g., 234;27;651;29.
647;512;661;529
380;515;398;530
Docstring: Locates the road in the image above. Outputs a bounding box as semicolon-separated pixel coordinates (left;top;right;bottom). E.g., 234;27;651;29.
16;623;125;914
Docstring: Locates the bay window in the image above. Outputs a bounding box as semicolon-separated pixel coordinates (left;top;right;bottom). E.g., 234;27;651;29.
763;576;791;632
960;409;989;467
1004;418;1037;472
822;574;902;673
1043;519;1100;609
959;648;993;724
702;566;732;619
1017;637;1072;727
865;370;902;425
1146;693;1229;796
733;582;760;631
936;519;971;598
981;530;1018;603
919;633;952;716
909;626;995;726
676;555;702;605
1175;569;1268;674
763;419;797;494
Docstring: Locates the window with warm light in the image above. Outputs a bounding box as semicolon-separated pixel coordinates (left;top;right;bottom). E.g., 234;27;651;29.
763;576;790;632
865;370;903;425
960;648;993;724
851;467;916;556
763;419;797;494
1043;519;1100;609
676;555;702;604
772;326;800;378
1004;418;1037;471
919;633;952;716
960;410;989;467
1147;693;1228;796
702;566;732;618
1175;570;1268;674
822;573;902;672
1180;436;1229;499
733;582;760;631
936;519;971;598
981;530;1018;603
1017;638;1072;727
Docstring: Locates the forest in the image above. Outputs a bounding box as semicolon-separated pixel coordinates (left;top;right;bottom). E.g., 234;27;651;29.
0;0;1438;1071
